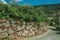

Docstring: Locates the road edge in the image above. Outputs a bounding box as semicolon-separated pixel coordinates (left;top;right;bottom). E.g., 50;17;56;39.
24;29;51;40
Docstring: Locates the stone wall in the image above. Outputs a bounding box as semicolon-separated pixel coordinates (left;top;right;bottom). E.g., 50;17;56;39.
0;19;49;40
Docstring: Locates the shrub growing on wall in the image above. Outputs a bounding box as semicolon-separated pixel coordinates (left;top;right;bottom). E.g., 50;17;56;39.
0;4;48;22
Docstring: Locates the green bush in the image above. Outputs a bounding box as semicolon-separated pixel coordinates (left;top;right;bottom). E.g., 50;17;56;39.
0;4;49;22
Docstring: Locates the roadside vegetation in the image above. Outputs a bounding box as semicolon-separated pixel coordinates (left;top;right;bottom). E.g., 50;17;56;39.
0;4;59;27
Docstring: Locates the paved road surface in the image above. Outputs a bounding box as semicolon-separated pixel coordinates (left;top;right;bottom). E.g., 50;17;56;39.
38;30;60;40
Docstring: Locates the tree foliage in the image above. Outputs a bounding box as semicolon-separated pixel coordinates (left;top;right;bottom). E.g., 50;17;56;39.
0;4;59;27
0;4;48;22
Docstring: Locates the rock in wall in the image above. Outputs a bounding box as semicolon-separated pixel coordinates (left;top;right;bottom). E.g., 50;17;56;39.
0;19;49;40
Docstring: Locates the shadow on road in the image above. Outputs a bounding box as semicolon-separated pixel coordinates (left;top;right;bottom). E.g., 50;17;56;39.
50;28;60;31
55;32;60;34
50;28;60;35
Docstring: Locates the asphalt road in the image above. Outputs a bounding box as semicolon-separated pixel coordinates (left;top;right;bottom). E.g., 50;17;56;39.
38;30;60;40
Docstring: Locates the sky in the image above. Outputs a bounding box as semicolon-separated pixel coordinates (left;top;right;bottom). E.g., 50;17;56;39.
0;0;60;5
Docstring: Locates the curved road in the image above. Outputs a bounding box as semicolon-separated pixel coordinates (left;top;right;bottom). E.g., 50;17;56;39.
25;28;60;40
38;30;60;40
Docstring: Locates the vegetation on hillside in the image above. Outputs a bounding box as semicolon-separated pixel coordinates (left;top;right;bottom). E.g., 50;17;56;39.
0;4;60;27
0;4;48;22
35;4;60;27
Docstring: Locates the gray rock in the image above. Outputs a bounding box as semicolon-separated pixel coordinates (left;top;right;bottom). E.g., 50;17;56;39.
16;25;25;31
28;32;33;37
22;30;29;37
26;25;32;30
7;28;14;34
8;34;16;39
3;28;7;32
10;20;15;24
15;20;20;24
11;23;14;27
31;31;35;36
0;28;7;34
32;27;37;31
17;26;23;31
17;21;20;24
17;31;23;36
0;24;2;27
21;25;25;29
6;20;10;27
0;19;6;23
30;28;33;32
0;28;3;33
17;26;21;31
2;23;10;28
22;22;25;25
0;32;8;38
